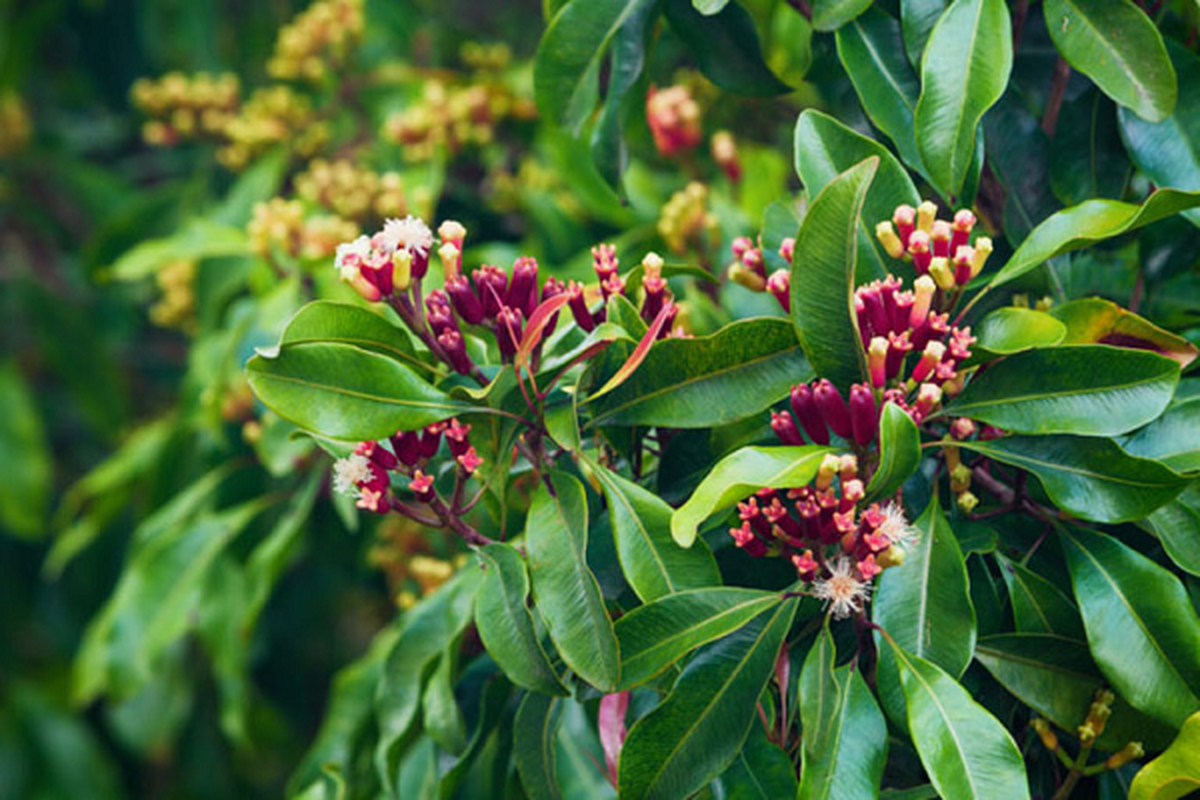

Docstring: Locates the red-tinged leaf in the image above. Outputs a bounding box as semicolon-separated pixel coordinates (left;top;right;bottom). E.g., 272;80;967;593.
515;293;572;372
775;645;791;743
586;303;673;402
599;691;630;787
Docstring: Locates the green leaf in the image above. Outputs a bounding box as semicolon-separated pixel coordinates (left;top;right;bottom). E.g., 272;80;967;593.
614;588;784;689
885;641;1030;800
790;156;878;390
836;8;926;175
587;317;810;428
535;0;656;132
106;217;250;281
513;692;563;800
591;0;656;186
589;462;721;603
246;343;472;442
671;445;836;547
798;625;889;800
900;0;947;67
794;111;921;268
272;301;432;374
693;0;729;13
957;436;1188;524
988;190;1200;288
1141;485;1200;577
475;544;569;696
1043;0;1176;123
618;599;799;800
720;725;798;800
421;645;466;754
945;345;1180;437
1050;297;1198;368
865;403;921;501
526;472;621;691
1117;41;1200;226
0;362;51;539
1061;527;1200;727
994;554;1084;638
1122;398;1200;474
973;633;1170;752
1129;711;1200;800
972;307;1067;355
914;0;1012;197
1049;89;1131;206
812;0;872;32
373;569;482;792
662;0;789;96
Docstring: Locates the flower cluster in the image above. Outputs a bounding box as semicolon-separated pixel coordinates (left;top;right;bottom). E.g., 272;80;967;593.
149;259;197;333
730;454;917;618
332;418;483;515
646;84;703;157
875;201;993;291
710;130;742;183
382;76;534;163
267;0;365;82
727;234;793;311
658;182;718;255
131;72;241;146
0;92;31;158
566;248;680;338
219;86;327;169
294;159;415;222
248;198;359;260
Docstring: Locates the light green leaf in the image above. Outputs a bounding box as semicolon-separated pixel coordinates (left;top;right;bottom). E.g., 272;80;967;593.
106;217;251;281
271;301;432;374
1043;0;1176;123
1061;527;1200;727
526;472;621;691
1141;484;1200;577
513;692;563;800
790;157;878;390
900;0;947;67
671;445;836;547
1050;297;1198;368
614;587;783;689
865;403;921;501
1129;711;1200;800
972;307;1067;355
812;0;872;32
0;362;52;539
914;0;1012;196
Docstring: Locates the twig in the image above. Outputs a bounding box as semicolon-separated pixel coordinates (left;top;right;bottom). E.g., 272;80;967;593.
1042;58;1072;137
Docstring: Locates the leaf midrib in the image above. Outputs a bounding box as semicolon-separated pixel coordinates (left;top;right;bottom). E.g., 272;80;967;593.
950;369;1171;413
1056;0;1161;110
965;442;1176;489
249;370;460;411
622;596;778;678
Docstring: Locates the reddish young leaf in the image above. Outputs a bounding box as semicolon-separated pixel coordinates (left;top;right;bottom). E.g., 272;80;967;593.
599;691;631;787
586;303;673;402
515;293;572;372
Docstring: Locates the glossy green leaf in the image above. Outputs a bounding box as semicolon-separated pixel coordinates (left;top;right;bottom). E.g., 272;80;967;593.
693;0;729;13
914;0;1012;196
812;0;872;32
590;0;655;186
374;569;482;792
790;157;877;390
1060;527;1200;727
273;301;431;373
589;463;721;603
1050;297;1198;368
526;472;620;691
1141;484;1200;577
994;555;1084;638
588;318;809;429
614;588;783;689
865;403;921;501
989;190;1200;288
720;725;798;800
836;7;926;174
662;0;789;96
246;343;472;442
900;0;946;67
973;633;1169;752
421;645;466;754
671;445;836;547
958;436;1189;524
1122;398;1200;474
886;641;1030;800
1049;89;1131;206
945;345;1180;437
794;111;921;265
618;599;798;800
1117;42;1200;226
972;307;1067;355
1129;711;1200;800
1043;0;1176;123
475;543;568;696
535;0;655;132
513;692;563;800
106;217;250;281
0;362;51;539
798;625;888;800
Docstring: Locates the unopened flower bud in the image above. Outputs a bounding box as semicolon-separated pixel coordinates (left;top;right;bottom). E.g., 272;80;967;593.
438;329;473;375
953;246;974;286
445;275;484;325
893;205;916;248
917;200;938;234
950;417;976;440
911;340;945;384
816;454;841;491
868;337;889;389
540;277;566;336
509;256;540;317
839;454;858;481
849;383;877;446
439;242;461;280
766;269;790;312
340;264;383;302
842;478;864;504
779;237;795;264
729;263;766;292
813;379;853;439
857;554;882;580
957;490;979;513
711;130;742;182
931;220;952;258
732;236;754;261
910;275;936;329
929;257;956;291
876;221;906;259
791;384;830;445
792;550;818;580
419;423;444;459
566;281;595;332
1104;742;1144;770
770;410;805;446
908;230;932;274
438;219;466;249
915;382;943;418
1032;718;1059;752
444;418;472;457
949;463;972;493
393;249;413;292
971;237;993;278
951;209;975;251
496;306;523;360
877;546;905;568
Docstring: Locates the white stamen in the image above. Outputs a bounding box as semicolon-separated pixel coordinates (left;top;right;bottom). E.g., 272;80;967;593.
877;501;918;550
332;454;372;496
381;215;434;255
334;235;371;270
813;557;872;619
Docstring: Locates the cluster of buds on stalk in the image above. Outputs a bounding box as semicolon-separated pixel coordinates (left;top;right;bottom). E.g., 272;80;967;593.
658;182;719;255
875;201;993;291
727;235;793;312
1032;688;1144;773
248;198;359;260
566;248;680;339
332;418;482;515
149;259;198;333
267;0;365;82
646;84;703;157
730;454;918;618
295;158;415;222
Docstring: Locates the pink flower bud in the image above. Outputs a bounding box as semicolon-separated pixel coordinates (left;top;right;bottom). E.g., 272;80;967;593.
911;340;946;384
438;330;473;375
601;272;626;300
508;256;540;316
886;330;913;379
857;554;882;580
950;417;976;440
916;200;938;234
444;418;472;457
915;382;943;418
849;383;877;446
567;281;596;332
951;209;975;252
496;306;523;361
893;205;915;248
908;230;932;274
473;265;508;319
592;243;619;282
876;221;906;259
742;247;764;277
931;220;952;258
390;431;421;465
779;237;795;264
457;447;483;474
909;275;936;329
868;336;889;388
842;478;864;505
445;274;484;325
766;269;790;312
790;383;830;445
770;410;805;446
731;522;767;557
426;290;458;336
340;264;383;302
792;550;819;581
357;487;390;514
356;441;399;471
731;236;754;261
953;246;975;286
813;379;853;439
419;423;444;459
540;277;566;336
